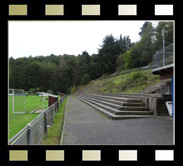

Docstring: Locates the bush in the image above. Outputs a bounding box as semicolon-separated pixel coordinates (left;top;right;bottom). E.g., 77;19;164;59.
80;74;91;85
70;86;78;94
132;71;148;86
132;71;143;79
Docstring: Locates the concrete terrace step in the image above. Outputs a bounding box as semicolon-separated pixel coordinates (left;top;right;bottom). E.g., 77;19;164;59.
95;93;144;98
87;94;143;103
79;96;153;116
82;95;124;105
79;97;122;115
82;94;146;107
81;97;153;115
82;95;149;111
121;102;145;107
81;95;123;110
78;97;154;120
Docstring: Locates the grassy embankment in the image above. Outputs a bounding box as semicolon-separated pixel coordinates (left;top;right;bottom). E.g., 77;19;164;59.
74;69;161;95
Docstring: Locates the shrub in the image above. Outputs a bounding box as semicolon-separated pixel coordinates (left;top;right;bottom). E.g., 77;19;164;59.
132;71;143;79
80;74;91;85
70;86;78;94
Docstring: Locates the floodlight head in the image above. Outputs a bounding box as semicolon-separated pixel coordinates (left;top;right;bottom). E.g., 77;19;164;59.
161;29;168;37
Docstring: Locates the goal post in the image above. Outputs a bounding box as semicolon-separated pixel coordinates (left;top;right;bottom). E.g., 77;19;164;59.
9;89;26;114
36;92;48;110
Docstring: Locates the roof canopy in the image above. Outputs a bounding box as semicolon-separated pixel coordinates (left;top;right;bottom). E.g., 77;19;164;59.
36;92;58;98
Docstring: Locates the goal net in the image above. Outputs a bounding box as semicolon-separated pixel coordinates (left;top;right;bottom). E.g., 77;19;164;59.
24;91;33;96
9;89;26;114
47;90;53;94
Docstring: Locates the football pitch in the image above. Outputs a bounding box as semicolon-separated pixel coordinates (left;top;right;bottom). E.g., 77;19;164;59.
9;95;50;140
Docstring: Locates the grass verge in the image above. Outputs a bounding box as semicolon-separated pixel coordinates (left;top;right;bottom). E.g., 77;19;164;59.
40;96;67;145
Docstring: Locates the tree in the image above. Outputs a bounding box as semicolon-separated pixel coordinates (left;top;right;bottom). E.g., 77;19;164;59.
139;22;151;37
80;73;91;85
137;22;156;66
124;22;156;69
57;55;75;94
78;51;91;76
116;54;125;70
39;62;57;92
97;34;118;74
89;56;101;80
72;56;81;86
154;22;173;50
27;62;41;89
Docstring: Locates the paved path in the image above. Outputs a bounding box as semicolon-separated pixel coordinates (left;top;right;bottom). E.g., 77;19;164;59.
61;95;173;145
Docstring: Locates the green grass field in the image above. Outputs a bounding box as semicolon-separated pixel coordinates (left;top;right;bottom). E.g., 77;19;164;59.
9;95;51;140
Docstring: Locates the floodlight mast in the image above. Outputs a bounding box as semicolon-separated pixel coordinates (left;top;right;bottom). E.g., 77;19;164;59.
161;29;168;66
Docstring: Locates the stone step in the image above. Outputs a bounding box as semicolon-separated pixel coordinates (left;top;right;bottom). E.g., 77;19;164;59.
82;96;122;110
82;95;145;107
79;97;121;115
78;97;154;120
79;97;153;116
95;93;144;99
82;95;123;105
88;94;143;103
82;95;149;111
121;102;145;107
119;106;149;111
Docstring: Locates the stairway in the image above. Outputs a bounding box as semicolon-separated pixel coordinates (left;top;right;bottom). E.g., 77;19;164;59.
78;94;154;120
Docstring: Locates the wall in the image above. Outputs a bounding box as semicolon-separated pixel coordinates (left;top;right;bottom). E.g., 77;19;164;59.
97;92;172;116
143;94;172;116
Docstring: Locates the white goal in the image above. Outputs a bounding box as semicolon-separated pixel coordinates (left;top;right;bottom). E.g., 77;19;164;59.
47;90;53;94
9;89;26;113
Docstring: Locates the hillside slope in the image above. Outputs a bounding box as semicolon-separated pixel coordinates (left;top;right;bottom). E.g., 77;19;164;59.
74;69;171;96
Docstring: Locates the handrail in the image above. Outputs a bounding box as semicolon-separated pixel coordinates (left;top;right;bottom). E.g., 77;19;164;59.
152;44;174;69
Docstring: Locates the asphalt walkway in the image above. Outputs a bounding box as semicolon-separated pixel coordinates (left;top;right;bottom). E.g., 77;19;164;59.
61;95;173;145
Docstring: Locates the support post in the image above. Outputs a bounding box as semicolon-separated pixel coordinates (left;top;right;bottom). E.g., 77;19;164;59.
51;108;53;124
163;31;165;66
172;77;174;118
161;29;168;66
27;123;31;144
44;112;47;135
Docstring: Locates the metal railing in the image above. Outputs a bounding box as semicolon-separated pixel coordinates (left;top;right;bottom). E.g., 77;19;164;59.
96;65;152;80
152;44;174;69
9;95;66;145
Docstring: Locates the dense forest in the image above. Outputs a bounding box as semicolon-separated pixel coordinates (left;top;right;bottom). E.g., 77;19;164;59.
9;22;173;94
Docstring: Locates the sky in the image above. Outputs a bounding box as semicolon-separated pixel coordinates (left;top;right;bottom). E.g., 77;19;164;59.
9;21;158;59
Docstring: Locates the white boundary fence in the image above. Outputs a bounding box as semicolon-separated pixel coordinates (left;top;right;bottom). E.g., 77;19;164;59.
9;95;66;145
